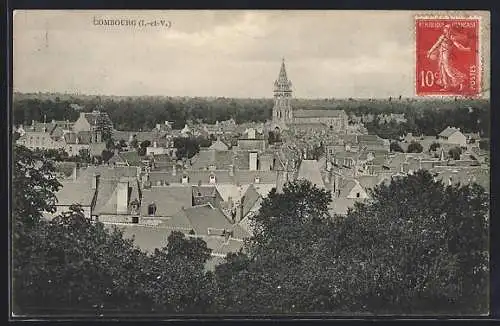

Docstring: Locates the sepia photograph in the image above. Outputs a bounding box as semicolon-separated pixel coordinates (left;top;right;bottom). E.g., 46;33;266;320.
10;10;491;317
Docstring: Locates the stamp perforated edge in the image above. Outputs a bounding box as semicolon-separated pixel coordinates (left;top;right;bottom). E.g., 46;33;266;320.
413;15;484;98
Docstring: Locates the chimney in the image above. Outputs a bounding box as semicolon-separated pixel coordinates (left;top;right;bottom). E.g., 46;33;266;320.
153;141;157;148
156;123;161;130
172;164;177;176
249;152;258;171
92;173;100;190
248;128;256;139
72;165;79;181
229;164;234;176
235;196;245;223
116;178;129;214
31;119;35;126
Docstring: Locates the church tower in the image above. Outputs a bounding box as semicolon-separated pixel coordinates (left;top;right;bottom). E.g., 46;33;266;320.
272;58;293;127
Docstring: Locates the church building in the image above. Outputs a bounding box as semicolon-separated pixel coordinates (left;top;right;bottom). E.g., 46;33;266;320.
272;58;348;133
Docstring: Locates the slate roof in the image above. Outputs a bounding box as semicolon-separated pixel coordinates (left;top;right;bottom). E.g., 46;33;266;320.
190;150;234;170
141;186;193;217
241;185;261;218
209;139;230;151
192;185;219;198
156;213;194;232
93;179;120;215
56;180;96;206
297;160;326;188
177;204;234;236
294;109;347;118
89;142;107;157
439;127;461;138
106;224;171;253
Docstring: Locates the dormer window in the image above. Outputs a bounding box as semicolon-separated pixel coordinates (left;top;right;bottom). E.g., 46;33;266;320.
254;176;260;184
209;175;216;184
148;203;157;216
182;175;189;184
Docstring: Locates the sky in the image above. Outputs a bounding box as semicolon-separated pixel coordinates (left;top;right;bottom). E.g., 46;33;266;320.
13;10;490;98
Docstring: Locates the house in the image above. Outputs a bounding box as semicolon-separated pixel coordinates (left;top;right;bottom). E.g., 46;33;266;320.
17;130;66;151
438;127;467;147
53;176;97;219
328;177;370;216
93;177;141;223
192;185;224;208
141;186;193;221
209;139;230;151
73;111;113;140
296;159;326;189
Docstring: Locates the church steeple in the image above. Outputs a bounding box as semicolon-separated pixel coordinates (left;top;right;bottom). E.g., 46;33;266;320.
272;58;293;126
274;57;292;93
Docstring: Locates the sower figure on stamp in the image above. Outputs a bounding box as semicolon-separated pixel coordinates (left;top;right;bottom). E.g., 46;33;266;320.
427;24;471;91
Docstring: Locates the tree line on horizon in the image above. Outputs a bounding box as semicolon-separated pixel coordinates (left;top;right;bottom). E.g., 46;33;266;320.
12;144;489;316
12;95;489;137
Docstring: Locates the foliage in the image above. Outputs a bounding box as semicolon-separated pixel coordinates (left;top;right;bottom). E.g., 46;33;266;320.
390;142;404;153
101;149;114;163
173;136;212;159
407;141;423;153
334;171;489;313
12;145;62;226
479;139;489;151
140;140;151;149
448;147;462;160
212;174;488;314
12;145;489;315
429;142;441;152
13;94;488;137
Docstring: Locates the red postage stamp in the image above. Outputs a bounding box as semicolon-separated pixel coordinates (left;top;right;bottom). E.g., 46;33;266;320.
415;17;480;97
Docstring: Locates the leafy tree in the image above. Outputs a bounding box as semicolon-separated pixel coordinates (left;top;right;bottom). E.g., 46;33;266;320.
333;170;488;314
77;148;91;163
140;140;151;149
448;147;462;160
101;149;114;163
213;180;334;313
12;145;61;226
138;147;147;157
390;142;404;153
407;141;423;153
479;139;489;151
130;137;138;149
429;142;441;152
105;138;115;150
173;136;211;159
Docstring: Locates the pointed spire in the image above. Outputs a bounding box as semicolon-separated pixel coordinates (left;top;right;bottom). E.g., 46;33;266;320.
274;57;292;93
278;57;288;82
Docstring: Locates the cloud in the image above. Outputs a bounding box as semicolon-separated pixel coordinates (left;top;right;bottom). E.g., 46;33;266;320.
13;10;490;98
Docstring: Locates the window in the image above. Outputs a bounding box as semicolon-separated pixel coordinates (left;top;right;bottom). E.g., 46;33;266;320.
132;216;139;224
148;203;157;216
356;192;360;198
